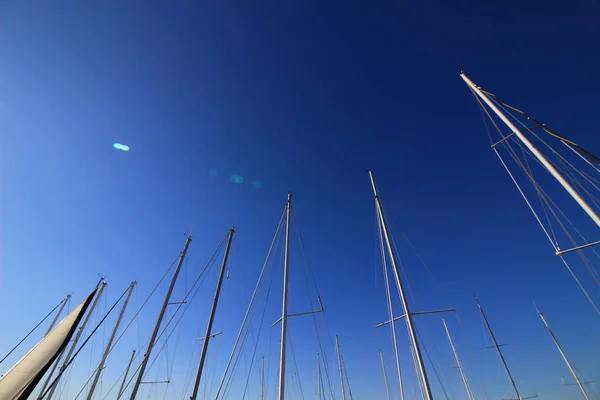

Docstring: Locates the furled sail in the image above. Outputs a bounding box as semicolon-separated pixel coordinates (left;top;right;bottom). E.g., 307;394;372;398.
0;289;97;400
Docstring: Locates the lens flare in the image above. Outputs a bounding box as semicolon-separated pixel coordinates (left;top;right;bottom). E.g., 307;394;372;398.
113;143;130;151
230;174;244;184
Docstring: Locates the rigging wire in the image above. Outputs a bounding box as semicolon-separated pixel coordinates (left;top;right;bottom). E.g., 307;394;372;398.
0;298;66;365
100;234;227;400
376;205;406;400
213;208;287;400
40;285;131;399
293;209;337;400
119;234;227;397
469;86;600;316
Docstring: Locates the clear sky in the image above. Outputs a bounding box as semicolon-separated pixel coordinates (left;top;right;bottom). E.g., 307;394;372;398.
1;2;600;400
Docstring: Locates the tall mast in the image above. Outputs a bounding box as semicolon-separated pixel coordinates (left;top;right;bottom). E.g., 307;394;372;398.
277;193;292;400
317;353;322;400
190;228;235;400
461;73;600;229
538;311;591;400
87;281;136;400
369;170;434;400
45;294;71;335
117;350;136;400
475;297;521;400
335;336;346;400
441;318;475;400
379;350;391;400
129;234;192;400
261;356;266;400
43;281;107;400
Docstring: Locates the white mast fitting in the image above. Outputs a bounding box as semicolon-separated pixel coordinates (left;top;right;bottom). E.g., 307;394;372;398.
537;311;591;400
460;73;600;229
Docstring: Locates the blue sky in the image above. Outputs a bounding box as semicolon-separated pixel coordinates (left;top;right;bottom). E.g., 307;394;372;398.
1;1;600;399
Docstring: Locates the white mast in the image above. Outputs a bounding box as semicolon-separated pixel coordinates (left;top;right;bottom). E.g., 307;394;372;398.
316;353;322;400
475;297;521;400
537;311;591;400
379;350;391;400
278;193;292;400
86;281;136;400
261;356;266;400
441;318;475;400
44;281;107;400
45;295;71;335
369;170;434;400
460;73;600;229
190;228;235;400
116;350;136;400
129;234;192;400
335;336;346;400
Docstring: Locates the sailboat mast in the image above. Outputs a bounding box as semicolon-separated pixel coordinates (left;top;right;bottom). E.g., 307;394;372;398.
45;295;71;335
475;297;521;400
44;281;107;400
261;356;266;400
316;352;322;400
191;228;235;400
369;170;434;400
460;73;600;229
278;193;292;400
129;234;192;400
379;350;391;400
117;350;136;400
86;281;136;400
441;318;475;400
335;336;347;400
538;312;591;400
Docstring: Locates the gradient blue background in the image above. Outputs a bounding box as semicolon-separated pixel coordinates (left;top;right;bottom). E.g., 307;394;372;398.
1;1;600;399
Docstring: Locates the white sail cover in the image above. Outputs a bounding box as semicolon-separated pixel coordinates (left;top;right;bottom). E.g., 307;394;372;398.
0;291;94;400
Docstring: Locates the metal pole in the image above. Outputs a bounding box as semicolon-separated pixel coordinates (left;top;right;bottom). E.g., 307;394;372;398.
475;297;521;400
278;193;292;400
335;336;346;400
87;281;137;400
379;350;391;400
369;170;434;400
441;318;475;400
317;352;322;400
46;295;71;335
129;234;192;400
461;73;600;229
117;350;136;400
380;231;405;400
538;312;590;400
44;282;107;400
190;228;235;400
262;356;265;400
